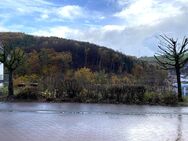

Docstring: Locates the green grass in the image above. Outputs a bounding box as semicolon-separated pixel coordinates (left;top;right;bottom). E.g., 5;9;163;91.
178;96;188;106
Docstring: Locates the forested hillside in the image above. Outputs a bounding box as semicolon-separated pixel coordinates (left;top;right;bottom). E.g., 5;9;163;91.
0;32;137;74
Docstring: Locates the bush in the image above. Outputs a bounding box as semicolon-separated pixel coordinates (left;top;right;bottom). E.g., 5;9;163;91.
183;96;188;103
41;89;57;101
161;92;178;105
62;79;82;98
144;92;161;104
0;86;8;96
105;85;146;104
78;87;103;103
77;84;146;104
144;91;177;105
15;88;39;100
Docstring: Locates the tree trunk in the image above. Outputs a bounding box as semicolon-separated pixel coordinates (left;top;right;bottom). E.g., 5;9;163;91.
176;67;183;102
8;70;14;97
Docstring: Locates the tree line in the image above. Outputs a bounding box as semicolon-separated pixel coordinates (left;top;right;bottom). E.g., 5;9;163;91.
0;32;135;73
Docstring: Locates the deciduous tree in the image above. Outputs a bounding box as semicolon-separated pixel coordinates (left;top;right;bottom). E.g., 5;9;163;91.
0;42;25;97
154;35;188;101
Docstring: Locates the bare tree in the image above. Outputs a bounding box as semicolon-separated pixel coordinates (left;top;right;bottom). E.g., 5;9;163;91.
0;42;25;97
154;35;188;102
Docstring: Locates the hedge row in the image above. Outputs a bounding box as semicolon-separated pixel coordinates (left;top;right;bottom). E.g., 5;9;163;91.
14;80;177;105
59;80;146;104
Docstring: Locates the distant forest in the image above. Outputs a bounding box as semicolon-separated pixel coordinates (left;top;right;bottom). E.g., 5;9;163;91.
0;32;138;74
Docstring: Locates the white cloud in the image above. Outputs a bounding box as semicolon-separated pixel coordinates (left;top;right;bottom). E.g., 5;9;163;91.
31;6;188;57
102;25;125;31
57;5;84;20
30;25;154;56
31;26;81;39
0;1;100;22
0;0;53;14
40;13;49;20
114;0;183;26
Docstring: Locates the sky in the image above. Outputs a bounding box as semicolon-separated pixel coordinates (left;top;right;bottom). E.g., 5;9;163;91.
0;0;188;57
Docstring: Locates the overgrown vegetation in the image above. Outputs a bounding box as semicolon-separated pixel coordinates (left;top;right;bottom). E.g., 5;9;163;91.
0;32;179;105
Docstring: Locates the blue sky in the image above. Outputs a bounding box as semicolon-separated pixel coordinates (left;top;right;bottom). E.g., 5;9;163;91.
0;0;188;57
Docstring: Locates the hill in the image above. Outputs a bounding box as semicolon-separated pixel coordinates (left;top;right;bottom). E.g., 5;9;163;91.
140;56;157;64
0;32;139;74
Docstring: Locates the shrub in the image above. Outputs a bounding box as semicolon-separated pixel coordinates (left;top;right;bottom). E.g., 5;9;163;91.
41;89;57;101
74;67;95;84
144;92;161;104
105;85;146;104
144;91;177;105
78;88;88;102
62;79;82;98
183;96;188;103
0;86;8;96
161;92;178;105
75;85;104;103
80;84;146;104
15;88;39;100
